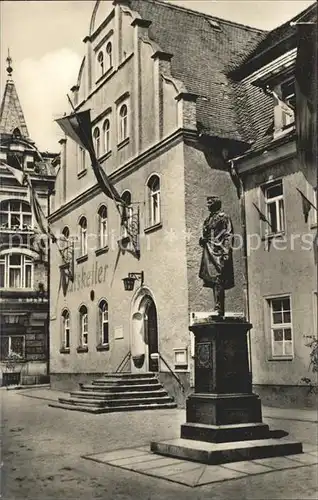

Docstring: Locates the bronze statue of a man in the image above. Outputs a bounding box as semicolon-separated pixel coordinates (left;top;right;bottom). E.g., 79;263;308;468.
199;196;235;316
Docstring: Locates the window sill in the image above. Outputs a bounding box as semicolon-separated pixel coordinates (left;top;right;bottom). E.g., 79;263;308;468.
59;347;70;354
95;66;114;85
77;169;87;179
99;150;112;163
76;346;88;353
117;137;129;150
96;343;110;352
95;246;109;256
144;222;162;234
261;231;285;242
310;223;317;230
76;255;88;264
268;356;294;361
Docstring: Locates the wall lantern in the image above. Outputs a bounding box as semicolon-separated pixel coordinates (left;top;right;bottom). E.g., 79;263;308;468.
122;271;144;291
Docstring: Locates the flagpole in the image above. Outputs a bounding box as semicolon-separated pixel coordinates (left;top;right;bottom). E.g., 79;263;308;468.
66;94;123;214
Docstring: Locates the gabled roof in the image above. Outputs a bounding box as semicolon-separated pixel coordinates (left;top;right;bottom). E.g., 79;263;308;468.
232;3;317;80
0;73;29;138
129;0;267;145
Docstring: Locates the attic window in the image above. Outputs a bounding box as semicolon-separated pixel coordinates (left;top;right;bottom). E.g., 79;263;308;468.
207;19;222;30
13;128;21;137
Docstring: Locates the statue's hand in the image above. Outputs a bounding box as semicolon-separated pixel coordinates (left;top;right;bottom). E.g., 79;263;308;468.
199;237;207;247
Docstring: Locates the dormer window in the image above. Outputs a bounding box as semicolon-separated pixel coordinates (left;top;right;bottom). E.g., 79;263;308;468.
281;77;295;110
273;77;295;137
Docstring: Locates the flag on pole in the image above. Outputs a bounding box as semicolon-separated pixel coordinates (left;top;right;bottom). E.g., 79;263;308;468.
55;109;123;205
296;188;317;222
0;160;26;185
252;203;272;228
294;24;317;169
26;177;56;242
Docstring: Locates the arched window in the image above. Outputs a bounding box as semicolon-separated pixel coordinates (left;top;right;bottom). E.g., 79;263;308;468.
118;104;128;143
0;253;33;289
97;51;104;78
93;127;100;158
61;226;69;249
61;309;70;350
98;205;108;248
103;119;111;154
79;305;88;346
13;127;21;138
79;216;87;256
121;190;133;239
106;42;112;70
99;299;109;345
79;146;86;172
147;175;161;226
0;200;32;230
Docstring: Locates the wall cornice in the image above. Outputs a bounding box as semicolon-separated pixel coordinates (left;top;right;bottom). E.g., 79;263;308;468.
49;128;196;223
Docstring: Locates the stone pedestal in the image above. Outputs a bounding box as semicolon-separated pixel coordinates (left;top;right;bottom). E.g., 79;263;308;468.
182;319;269;443
151;318;303;464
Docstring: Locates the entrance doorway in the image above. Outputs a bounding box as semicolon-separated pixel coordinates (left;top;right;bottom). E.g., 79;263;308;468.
131;291;159;372
144;298;159;372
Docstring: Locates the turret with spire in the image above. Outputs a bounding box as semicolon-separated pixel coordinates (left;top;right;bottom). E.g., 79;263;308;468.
0;50;29;137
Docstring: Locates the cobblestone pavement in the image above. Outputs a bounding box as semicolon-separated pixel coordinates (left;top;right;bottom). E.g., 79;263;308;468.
1;388;317;500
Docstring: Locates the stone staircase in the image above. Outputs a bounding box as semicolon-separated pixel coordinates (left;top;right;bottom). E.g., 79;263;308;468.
49;373;177;413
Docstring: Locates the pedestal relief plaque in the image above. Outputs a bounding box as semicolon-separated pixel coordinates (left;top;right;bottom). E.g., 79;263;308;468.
196;342;213;369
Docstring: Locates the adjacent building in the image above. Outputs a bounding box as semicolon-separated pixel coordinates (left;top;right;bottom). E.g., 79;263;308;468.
49;0;317;406
231;4;317;406
0;55;57;386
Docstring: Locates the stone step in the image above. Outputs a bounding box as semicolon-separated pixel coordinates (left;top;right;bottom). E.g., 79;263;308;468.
101;373;156;379
81;383;163;392
49;401;177;414
58;395;174;407
71;389;169;399
150;437;303;465
92;377;159;386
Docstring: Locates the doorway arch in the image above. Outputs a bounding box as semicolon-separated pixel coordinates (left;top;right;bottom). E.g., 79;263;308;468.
130;288;159;372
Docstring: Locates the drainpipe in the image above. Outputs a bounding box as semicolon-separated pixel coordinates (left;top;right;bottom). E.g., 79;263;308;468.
228;158;252;376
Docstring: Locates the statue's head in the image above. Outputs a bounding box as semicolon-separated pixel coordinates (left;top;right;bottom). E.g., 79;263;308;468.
207;195;222;212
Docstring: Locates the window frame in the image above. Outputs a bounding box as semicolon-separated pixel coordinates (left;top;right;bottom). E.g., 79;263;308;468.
99;299;109;346
93;127;101;158
98;205;108;249
61;309;70;350
78;146;86;174
0;253;34;289
0;200;33;231
105;41;113;71
97;50;104;78
103;118;111;154
147;174;161;227
118;103;129;143
79;305;88;347
263;180;285;236
79;216;88;257
121;191;133;241
267;295;294;359
1;335;25;360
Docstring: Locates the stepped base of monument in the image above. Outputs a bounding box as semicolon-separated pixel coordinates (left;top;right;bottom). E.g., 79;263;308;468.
150;437;303;465
181;421;271;443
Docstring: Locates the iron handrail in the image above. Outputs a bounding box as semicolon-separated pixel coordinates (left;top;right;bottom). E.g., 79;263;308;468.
157;351;185;393
115;351;131;373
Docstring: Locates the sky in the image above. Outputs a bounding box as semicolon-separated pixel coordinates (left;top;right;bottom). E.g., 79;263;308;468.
0;0;315;152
